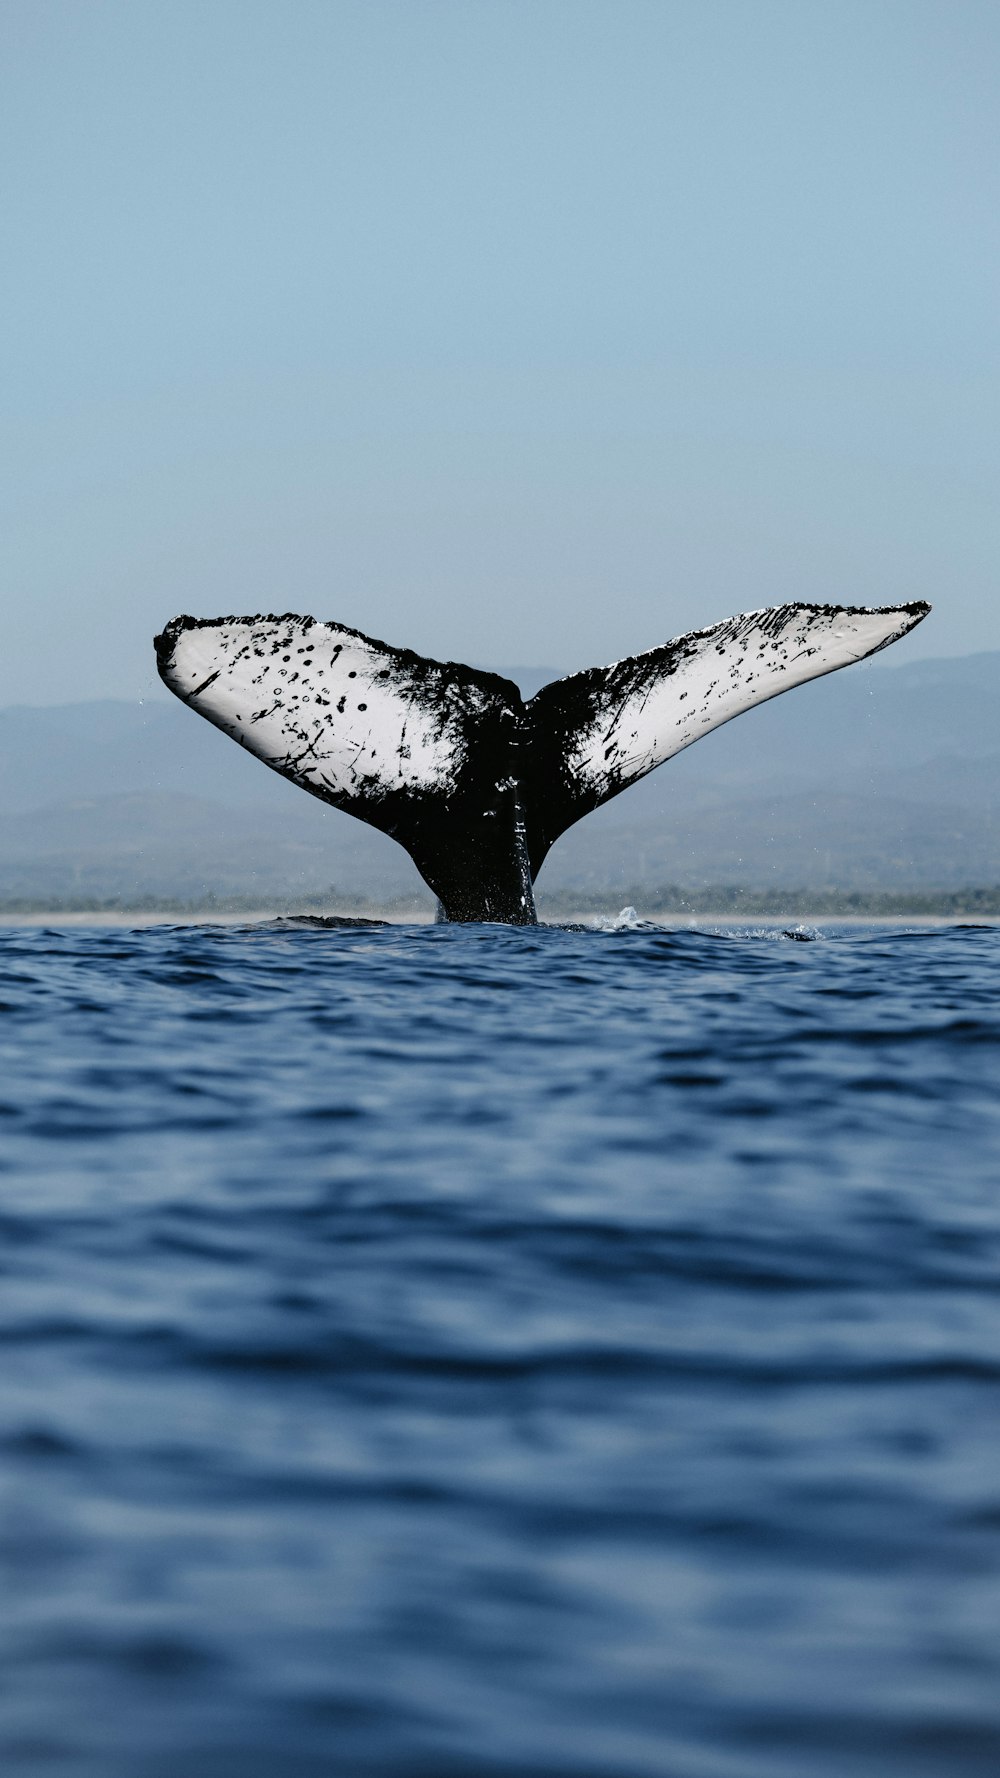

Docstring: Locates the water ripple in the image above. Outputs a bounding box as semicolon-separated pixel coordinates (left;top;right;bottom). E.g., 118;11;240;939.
1;919;1000;1777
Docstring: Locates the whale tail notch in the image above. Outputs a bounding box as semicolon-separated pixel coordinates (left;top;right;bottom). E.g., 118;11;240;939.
155;600;929;922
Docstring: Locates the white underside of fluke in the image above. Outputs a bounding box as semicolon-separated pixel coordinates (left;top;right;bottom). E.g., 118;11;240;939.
556;604;924;796
158;616;484;801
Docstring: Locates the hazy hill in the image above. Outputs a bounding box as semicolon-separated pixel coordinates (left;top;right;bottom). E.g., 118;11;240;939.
0;652;996;904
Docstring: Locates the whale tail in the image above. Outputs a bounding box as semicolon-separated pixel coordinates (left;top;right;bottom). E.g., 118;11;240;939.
155;600;929;922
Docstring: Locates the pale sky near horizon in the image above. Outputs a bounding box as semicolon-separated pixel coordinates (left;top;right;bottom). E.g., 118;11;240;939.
2;0;998;705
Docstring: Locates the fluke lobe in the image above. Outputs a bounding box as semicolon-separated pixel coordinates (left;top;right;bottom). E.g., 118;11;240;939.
155;601;930;923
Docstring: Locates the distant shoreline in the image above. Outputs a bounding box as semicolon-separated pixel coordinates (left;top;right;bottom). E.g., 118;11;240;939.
2;907;998;929
6;885;1000;926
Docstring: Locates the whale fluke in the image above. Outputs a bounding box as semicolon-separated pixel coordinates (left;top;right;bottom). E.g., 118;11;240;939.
155;601;929;923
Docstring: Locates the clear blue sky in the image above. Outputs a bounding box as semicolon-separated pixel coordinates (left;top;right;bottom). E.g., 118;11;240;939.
2;0;997;703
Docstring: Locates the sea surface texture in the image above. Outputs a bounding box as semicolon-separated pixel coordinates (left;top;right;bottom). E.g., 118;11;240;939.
2;918;1000;1778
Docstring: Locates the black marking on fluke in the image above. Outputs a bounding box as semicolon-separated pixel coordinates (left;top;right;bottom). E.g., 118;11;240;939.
154;601;930;924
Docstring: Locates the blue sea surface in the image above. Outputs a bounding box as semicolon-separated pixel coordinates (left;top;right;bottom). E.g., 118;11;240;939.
2;918;1000;1777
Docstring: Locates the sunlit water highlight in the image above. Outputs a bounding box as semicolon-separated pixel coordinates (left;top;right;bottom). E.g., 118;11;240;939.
2;919;1000;1777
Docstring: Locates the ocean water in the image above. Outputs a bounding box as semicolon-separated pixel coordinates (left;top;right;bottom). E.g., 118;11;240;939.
2;917;1000;1778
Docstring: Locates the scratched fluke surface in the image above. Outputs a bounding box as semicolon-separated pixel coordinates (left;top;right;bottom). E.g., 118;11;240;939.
3;918;1000;1777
